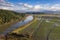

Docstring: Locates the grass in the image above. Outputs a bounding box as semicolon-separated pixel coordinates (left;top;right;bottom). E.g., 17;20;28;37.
10;18;40;40
16;17;60;40
34;20;54;40
50;25;60;40
19;19;39;34
0;19;20;34
6;16;60;40
12;18;38;34
34;18;60;40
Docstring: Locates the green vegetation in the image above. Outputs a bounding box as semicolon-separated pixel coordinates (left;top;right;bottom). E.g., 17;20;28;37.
6;19;40;40
1;14;60;40
8;17;60;40
33;18;60;40
19;20;39;35
0;9;25;33
0;9;25;25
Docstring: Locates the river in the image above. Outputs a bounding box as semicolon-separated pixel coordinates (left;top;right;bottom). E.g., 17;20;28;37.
3;15;33;35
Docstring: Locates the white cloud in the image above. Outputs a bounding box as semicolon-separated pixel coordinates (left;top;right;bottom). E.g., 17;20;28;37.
32;5;43;11
0;1;60;12
18;3;33;8
18;3;60;11
24;3;33;8
34;5;41;10
0;0;3;1
49;4;60;11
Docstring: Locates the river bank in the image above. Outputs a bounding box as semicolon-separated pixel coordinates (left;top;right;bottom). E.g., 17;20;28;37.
0;15;33;40
0;15;26;34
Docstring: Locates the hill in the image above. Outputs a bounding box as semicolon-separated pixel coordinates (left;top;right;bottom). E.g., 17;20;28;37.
0;9;25;25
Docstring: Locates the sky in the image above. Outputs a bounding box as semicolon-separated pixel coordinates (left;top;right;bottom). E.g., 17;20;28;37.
0;0;60;12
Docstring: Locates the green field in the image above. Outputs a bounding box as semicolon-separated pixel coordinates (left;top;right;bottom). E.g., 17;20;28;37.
6;15;60;40
12;17;60;40
33;18;60;40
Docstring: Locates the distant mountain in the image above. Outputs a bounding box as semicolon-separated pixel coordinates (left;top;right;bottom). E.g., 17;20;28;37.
42;10;60;14
2;9;60;14
25;10;60;14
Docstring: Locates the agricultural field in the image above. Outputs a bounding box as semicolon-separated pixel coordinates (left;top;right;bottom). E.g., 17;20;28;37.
0;0;60;40
9;15;60;40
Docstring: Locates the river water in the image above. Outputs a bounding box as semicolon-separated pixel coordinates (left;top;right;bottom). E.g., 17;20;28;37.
3;15;33;35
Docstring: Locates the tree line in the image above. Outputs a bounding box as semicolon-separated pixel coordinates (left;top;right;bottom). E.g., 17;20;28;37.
0;9;25;25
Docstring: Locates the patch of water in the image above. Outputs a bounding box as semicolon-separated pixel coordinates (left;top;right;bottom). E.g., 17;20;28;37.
2;15;33;35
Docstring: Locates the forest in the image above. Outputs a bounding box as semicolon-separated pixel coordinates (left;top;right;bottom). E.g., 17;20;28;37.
0;9;25;25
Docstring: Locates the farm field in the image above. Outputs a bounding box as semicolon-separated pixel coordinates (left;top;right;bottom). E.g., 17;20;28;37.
10;15;60;40
0;0;60;40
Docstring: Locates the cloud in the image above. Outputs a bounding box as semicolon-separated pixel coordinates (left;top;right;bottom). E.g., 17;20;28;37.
34;5;41;10
33;5;43;11
18;3;33;9
18;3;42;11
49;4;60;11
0;0;3;2
0;0;16;10
0;1;60;12
0;0;5;2
16;3;60;11
23;3;33;8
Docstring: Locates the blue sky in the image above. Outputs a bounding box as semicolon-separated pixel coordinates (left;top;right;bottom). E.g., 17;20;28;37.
0;0;60;12
6;0;60;5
